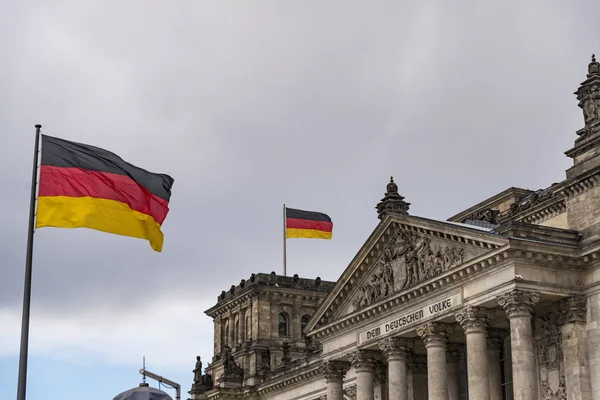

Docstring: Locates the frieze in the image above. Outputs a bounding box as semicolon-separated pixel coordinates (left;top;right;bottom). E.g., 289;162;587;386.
462;208;500;225
352;231;466;311
343;385;357;400
535;312;566;400
497;189;556;223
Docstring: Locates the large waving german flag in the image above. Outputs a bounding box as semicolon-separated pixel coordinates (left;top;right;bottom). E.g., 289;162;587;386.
285;207;333;239
36;135;174;252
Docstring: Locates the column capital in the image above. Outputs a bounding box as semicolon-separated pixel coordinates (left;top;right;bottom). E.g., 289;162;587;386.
486;328;507;350
496;289;540;318
378;337;414;361
349;349;380;373
320;360;350;383
557;296;587;325
455;306;494;334
446;343;464;363
417;322;454;348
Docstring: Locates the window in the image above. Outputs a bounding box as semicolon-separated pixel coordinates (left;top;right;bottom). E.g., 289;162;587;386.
301;315;311;333
278;313;289;337
245;314;251;340
235;318;239;344
224;320;230;346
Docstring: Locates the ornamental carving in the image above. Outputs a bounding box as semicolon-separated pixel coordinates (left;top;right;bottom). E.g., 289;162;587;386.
462;208;500;225
352;231;466;310
496;289;540;318
535;312;566;400
497;189;556;222
349;350;379;372
343;385;357;400
557;296;587;325
417;322;454;348
320;360;350;382
455;306;494;333
379;337;413;361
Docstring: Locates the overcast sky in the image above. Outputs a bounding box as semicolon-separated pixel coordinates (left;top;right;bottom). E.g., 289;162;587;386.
1;1;598;399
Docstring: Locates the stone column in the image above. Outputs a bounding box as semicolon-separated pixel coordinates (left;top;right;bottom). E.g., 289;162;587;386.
350;350;380;400
379;337;413;400
486;329;506;400
446;343;463;400
417;322;454;400
322;360;350;400
455;306;494;400
496;289;540;400
558;296;592;400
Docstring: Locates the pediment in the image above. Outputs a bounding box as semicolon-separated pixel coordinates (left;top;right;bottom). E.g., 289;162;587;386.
305;215;507;334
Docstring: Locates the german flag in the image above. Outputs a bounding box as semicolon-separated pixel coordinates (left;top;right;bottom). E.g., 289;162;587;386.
36;135;174;252
285;207;332;239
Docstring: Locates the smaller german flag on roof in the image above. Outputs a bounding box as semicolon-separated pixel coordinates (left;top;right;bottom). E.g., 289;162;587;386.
285;207;332;240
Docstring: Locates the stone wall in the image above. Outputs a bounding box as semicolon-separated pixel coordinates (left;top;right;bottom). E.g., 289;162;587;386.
539;213;569;230
566;185;600;243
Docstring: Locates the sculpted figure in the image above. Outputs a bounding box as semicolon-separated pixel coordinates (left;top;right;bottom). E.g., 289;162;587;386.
193;356;202;384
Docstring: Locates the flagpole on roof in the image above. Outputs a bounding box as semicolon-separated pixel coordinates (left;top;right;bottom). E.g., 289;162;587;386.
16;124;42;400
283;203;287;277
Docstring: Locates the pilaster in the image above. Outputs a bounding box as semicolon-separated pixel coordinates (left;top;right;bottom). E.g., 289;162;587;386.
446;343;463;400
558;296;592;400
487;328;507;400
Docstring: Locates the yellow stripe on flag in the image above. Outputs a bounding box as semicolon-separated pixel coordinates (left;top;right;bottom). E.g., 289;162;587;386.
36;196;165;251
286;228;332;239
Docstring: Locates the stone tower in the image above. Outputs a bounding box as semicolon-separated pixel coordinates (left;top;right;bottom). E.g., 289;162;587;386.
202;272;335;389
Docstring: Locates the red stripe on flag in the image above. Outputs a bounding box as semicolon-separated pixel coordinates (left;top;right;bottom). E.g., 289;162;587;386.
38;165;170;224
286;217;333;232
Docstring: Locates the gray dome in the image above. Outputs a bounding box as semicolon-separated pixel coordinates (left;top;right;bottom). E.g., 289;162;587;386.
113;384;173;400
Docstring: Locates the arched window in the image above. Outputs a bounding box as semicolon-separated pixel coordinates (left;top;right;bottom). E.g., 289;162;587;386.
301;315;311;333
278;312;289;337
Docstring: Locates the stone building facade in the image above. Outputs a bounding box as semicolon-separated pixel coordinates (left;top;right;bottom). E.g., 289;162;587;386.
189;56;600;400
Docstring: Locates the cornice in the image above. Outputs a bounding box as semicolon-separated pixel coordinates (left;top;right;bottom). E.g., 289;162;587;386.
499;167;600;225
206;289;326;318
256;362;322;395
448;187;533;223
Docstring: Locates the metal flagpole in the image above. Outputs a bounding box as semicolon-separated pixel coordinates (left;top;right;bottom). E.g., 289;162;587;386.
283;203;287;276
16;124;42;400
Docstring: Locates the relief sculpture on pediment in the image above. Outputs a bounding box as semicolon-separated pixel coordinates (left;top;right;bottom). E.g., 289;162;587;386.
352;231;466;310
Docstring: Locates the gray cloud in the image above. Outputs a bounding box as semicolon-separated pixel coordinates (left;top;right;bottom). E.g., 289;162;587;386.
0;0;599;370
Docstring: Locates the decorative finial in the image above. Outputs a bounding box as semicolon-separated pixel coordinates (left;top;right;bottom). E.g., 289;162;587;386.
376;176;410;220
587;53;600;77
